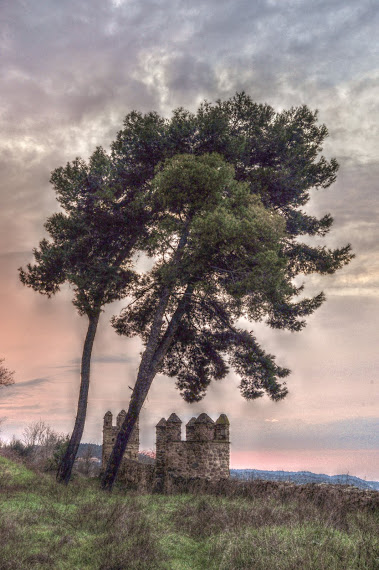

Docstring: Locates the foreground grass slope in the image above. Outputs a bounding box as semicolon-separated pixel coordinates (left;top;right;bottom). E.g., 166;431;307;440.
0;456;378;569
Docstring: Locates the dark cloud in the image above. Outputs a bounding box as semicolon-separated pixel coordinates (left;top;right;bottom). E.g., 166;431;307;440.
263;417;379;450
0;403;43;411
10;376;50;388
2;0;377;127
0;377;50;402
52;365;81;374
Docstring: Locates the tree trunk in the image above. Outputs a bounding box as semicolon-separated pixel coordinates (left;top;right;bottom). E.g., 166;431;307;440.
101;221;192;491
101;281;194;491
56;310;100;484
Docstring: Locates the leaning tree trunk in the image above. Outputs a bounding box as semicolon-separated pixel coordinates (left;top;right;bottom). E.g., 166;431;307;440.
101;282;194;491
101;221;192;491
56;310;100;484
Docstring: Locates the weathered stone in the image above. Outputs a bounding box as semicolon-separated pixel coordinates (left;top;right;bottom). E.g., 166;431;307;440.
116;409;127;428
117;459;155;492
165;413;182;441
102;410;230;492
155;413;230;490
185;417;197;441
102;411;139;469
156;418;167;428
167;413;182;423
215;414;230;441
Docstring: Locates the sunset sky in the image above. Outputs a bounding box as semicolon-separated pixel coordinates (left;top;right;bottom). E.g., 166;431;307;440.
1;0;378;480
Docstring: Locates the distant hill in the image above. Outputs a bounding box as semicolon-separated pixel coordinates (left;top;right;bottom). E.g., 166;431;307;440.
78;445;378;490
231;469;379;491
77;444;155;465
77;443;102;459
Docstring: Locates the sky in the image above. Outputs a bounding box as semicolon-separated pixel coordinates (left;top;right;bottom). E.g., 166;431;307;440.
0;0;378;480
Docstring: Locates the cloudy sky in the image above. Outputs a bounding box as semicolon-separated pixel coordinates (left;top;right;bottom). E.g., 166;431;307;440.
1;0;378;480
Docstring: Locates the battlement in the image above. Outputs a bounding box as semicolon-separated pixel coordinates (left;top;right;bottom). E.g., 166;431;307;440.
157;412;230;442
155;413;230;488
102;410;230;490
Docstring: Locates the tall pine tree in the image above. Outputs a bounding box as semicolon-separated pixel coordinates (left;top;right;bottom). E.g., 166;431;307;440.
19;147;147;483
101;95;353;491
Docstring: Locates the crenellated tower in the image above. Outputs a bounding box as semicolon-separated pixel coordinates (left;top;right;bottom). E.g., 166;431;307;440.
102;410;139;469
155;412;230;487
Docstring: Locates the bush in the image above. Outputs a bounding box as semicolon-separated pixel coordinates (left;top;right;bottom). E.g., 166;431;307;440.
44;436;70;472
0;422;69;473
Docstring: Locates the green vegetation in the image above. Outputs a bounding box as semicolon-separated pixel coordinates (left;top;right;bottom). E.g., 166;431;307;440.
0;457;377;569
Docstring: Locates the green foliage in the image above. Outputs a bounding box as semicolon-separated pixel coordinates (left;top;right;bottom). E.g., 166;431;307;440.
111;92;352;267
3;438;33;459
50;147;116;212
152;153;235;215
45;435;70;472
109;93;353;403
18;147;139;317
18;144;148;484
19;92;354;409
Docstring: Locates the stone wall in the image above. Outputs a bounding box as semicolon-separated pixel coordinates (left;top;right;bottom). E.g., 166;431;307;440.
102;410;230;492
117;458;155;492
155;412;230;490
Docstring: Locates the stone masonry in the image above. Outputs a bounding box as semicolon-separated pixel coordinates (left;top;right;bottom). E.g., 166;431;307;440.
102;410;139;469
102;410;230;488
155;413;230;485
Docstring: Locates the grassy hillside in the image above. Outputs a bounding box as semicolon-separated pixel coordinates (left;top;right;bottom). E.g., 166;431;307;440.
0;455;378;569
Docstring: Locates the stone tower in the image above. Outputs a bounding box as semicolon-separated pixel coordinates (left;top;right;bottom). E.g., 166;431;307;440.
155;412;230;487
102;410;139;469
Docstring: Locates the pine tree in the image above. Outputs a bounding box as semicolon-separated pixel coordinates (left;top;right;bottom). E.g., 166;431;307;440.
19;147;146;483
101;94;353;491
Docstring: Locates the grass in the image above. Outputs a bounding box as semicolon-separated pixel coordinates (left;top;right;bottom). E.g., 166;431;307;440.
0;456;378;569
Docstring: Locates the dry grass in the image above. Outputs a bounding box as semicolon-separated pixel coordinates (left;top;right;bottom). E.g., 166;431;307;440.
0;456;166;569
0;455;378;569
168;479;379;569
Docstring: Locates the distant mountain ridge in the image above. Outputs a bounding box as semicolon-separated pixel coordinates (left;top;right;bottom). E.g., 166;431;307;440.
231;469;379;491
78;445;378;491
77;443;155;464
77;443;102;459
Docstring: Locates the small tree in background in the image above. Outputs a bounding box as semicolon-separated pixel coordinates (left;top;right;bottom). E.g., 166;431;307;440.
75;444;99;476
0;358;14;388
1;420;68;469
0;359;14;445
22;419;68;468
